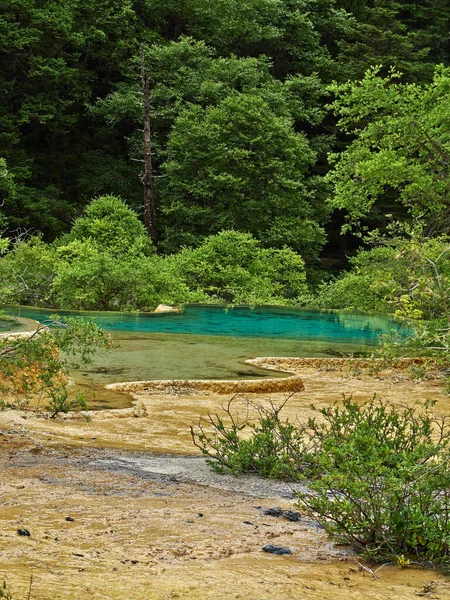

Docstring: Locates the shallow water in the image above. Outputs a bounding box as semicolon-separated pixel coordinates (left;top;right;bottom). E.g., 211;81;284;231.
3;305;407;408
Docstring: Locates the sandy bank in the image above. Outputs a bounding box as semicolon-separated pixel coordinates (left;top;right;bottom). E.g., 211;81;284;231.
1;358;449;599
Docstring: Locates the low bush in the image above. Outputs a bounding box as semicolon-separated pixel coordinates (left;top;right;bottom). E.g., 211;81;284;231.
193;395;450;567
191;395;315;479
0;316;113;415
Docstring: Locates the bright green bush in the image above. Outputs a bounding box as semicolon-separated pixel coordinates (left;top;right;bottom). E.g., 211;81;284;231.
60;195;153;257
299;398;450;566
172;230;308;305
0;236;59;305
51;241;205;311
315;237;450;318
314;245;407;313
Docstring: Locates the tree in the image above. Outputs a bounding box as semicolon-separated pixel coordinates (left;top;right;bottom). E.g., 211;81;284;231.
0;236;58;306
326;66;450;236
0;158;14;230
93;37;331;253
336;0;450;82
0;0;140;237
160;94;325;256
134;0;351;80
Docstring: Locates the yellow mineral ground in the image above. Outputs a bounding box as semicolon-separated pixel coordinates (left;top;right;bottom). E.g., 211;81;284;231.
1;358;450;599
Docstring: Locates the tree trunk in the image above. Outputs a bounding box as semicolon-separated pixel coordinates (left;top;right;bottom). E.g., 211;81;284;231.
141;52;157;245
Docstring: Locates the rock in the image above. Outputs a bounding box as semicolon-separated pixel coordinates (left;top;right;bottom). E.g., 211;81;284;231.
154;304;180;314
263;507;282;517
283;510;301;522
132;401;148;418
17;528;30;537
262;545;292;555
65;517;75;522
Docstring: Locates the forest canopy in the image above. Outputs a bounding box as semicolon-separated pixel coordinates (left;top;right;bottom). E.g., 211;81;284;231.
1;0;450;313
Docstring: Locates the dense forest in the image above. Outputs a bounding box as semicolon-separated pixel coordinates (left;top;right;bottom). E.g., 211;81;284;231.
1;0;450;316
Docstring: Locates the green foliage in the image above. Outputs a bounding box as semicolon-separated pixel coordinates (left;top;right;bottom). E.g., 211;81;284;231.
327;66;450;235
0;215;309;310
314;244;406;313
191;395;311;479
299;397;450;566
0;158;15;228
62;195;153;256
194;394;450;566
171;230;308;305
0;316;113;415
51;241;201;311
315;236;450;316
161;94;325;255
0;0;140;236
0;236;58;306
136;0;349;80
336;0;449;82
1;0;447;249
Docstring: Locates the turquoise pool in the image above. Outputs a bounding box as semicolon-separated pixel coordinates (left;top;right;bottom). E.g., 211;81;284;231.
5;304;403;344
3;305;407;408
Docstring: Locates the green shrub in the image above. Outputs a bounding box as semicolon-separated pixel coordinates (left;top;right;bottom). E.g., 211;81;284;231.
299;398;450;566
0;236;59;305
314;245;405;313
173;230;308;305
194;395;450;566
314;237;450;319
61;195;153;257
191;395;314;479
0;316;113;415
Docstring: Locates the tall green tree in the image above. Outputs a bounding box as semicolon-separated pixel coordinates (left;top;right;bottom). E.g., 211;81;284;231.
336;0;450;82
0;0;139;236
135;0;351;79
93;38;330;254
161;93;325;256
327;66;450;236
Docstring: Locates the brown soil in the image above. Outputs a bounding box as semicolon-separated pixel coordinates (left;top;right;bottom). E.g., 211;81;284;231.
1;359;450;599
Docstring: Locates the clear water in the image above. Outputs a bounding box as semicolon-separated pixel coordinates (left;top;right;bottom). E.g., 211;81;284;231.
5;304;403;344
3;304;407;408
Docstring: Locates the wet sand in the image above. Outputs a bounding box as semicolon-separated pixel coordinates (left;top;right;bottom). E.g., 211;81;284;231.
1;359;450;598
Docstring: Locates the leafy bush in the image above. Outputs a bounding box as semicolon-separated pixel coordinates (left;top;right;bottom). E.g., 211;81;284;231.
299;398;450;566
0;209;309;310
314;245;407;313
193;395;450;566
60;195;153;257
172;230;308;305
0;236;59;306
314;236;450;319
191;395;314;479
0;316;113;415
